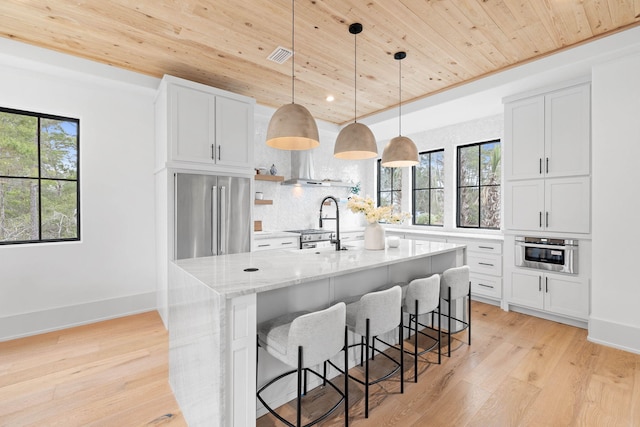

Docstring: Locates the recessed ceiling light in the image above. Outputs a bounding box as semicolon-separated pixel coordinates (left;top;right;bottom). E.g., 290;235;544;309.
326;95;335;102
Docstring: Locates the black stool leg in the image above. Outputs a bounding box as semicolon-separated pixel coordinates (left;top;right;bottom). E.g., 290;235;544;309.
344;326;349;427
365;318;370;418
414;300;419;383
447;286;452;357
468;285;472;346
297;346;303;427
399;307;404;394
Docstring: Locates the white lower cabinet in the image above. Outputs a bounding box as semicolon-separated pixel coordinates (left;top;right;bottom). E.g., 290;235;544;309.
253;236;299;251
340;230;364;242
448;238;503;301
508;268;589;320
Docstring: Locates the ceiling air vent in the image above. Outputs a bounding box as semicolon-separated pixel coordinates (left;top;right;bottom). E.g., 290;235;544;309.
267;46;293;64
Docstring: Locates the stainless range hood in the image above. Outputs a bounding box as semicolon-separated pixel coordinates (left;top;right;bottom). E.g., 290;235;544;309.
282;151;353;187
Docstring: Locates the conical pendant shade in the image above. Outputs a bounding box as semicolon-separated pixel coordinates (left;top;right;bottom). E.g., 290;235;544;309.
381;51;418;167
381;135;419;167
334;122;378;159
266;103;319;150
334;23;378;160
265;0;319;150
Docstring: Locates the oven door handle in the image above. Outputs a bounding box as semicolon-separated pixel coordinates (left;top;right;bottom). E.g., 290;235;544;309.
515;242;576;251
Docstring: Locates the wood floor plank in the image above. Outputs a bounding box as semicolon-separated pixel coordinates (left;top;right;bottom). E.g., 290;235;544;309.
2;303;640;426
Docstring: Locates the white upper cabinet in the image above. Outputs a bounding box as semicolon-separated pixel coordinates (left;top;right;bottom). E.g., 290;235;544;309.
215;96;253;168
170;83;215;164
156;75;254;173
505;176;590;233
544;85;591;178
505;83;590;181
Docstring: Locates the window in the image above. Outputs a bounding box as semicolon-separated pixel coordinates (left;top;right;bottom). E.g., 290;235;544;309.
0;107;80;244
377;159;402;211
412;149;444;226
457;139;501;229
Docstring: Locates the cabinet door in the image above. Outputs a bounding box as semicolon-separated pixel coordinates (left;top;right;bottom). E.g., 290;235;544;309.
216;96;252;168
545;176;590;233
545;84;590;178
504;96;545;180
544;274;589;320
504;180;545;231
170;84;215;164
508;270;543;309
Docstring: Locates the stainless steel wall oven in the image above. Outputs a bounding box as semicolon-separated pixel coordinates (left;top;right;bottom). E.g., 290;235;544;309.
515;236;578;274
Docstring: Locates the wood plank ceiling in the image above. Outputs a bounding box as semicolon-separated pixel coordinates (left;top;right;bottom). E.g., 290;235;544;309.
0;0;639;125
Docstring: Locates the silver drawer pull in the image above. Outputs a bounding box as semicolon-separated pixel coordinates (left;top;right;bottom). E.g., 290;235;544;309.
478;246;493;250
257;244;270;248
478;283;494;289
281;242;293;245
478;262;494;266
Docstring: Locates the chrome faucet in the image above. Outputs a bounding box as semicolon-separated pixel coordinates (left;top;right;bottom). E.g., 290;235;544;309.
319;196;341;251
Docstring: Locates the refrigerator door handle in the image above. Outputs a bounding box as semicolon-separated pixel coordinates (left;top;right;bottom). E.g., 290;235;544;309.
211;186;218;256
219;186;227;255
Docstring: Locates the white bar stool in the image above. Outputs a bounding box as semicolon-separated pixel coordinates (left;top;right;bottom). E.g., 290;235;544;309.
440;265;471;357
257;302;349;427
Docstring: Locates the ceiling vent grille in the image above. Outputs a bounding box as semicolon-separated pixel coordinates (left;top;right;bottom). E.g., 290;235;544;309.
267;46;293;64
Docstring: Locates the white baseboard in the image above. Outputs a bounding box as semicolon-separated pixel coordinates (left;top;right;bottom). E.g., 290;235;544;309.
588;316;640;355
0;292;157;342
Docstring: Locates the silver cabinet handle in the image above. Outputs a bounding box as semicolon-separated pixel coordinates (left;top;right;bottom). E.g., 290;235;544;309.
546;157;549;174
218;145;221;160
478;262;494;267
545;277;549;293
538;276;542;292
281;242;293;246
478;245;493;250
546;211;549;228
257;244;270;248
539;158;542;174
478;283;494;289
539;212;542;228
211;144;215;160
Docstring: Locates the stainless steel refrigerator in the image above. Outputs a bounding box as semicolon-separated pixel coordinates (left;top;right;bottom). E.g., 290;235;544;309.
174;173;251;260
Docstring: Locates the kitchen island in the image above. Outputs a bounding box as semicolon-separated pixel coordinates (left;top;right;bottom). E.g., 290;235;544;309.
168;238;465;426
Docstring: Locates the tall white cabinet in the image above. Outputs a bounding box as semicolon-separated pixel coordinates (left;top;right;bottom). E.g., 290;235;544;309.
503;80;591;326
504;82;591;234
155;75;255;326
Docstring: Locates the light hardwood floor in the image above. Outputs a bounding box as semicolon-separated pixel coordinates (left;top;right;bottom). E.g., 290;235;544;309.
2;304;639;426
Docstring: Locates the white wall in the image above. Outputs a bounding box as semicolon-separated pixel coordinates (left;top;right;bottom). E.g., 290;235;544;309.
0;40;159;340
589;51;640;353
364;114;504;231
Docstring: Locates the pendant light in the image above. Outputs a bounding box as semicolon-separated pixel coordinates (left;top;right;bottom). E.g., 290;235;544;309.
381;51;419;167
266;0;319;150
334;23;378;160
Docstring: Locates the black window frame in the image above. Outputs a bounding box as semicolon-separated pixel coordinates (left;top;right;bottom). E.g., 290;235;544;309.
411;149;444;227
456;139;501;230
376;159;401;209
0;107;80;245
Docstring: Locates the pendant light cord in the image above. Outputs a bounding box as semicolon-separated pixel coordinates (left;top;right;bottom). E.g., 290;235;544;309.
291;0;295;104
398;57;402;136
353;29;357;123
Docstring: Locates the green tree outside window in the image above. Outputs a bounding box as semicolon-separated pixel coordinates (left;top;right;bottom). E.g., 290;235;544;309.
0;108;79;244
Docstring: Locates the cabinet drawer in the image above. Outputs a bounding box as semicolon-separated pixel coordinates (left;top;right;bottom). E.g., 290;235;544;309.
470;274;502;299
467;254;502;276
254;237;298;251
466;241;502;255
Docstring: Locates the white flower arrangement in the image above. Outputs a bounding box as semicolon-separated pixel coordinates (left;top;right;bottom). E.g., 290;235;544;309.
346;195;410;224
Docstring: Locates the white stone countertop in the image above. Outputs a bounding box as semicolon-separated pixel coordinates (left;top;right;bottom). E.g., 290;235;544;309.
174;239;465;299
